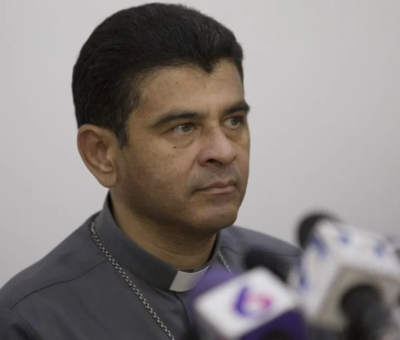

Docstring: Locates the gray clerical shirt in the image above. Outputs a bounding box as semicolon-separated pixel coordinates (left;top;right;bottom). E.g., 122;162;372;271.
0;195;301;340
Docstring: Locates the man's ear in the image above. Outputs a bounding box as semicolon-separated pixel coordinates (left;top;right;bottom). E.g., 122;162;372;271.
77;125;119;188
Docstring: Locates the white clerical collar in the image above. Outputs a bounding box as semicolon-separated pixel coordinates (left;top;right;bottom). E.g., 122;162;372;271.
169;266;210;292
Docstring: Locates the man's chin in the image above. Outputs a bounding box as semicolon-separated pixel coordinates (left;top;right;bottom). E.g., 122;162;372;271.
189;208;238;233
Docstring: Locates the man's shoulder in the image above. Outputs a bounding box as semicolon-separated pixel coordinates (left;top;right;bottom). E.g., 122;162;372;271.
220;225;301;277
0;214;105;311
222;225;300;257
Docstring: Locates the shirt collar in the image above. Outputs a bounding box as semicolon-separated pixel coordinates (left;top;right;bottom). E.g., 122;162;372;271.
93;194;222;292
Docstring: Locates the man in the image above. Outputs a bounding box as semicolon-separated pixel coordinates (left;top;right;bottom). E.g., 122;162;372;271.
0;4;300;339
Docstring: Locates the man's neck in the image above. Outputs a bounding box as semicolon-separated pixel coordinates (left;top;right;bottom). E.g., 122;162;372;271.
109;195;217;270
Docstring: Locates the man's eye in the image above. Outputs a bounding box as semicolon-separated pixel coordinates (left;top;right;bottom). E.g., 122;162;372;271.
225;116;244;128
172;123;195;135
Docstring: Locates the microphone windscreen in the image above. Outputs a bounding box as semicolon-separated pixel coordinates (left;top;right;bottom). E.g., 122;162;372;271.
244;249;291;282
297;212;339;248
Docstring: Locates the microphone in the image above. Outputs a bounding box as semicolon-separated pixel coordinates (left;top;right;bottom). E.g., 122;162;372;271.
182;269;237;340
188;266;309;339
245;248;340;340
290;213;400;340
244;248;296;282
386;233;400;260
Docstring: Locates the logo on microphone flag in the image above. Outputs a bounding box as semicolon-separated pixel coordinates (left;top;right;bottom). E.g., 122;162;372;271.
234;286;273;318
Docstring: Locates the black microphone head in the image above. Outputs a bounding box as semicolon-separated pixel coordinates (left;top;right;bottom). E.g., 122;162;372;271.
244;248;296;282
297;212;340;249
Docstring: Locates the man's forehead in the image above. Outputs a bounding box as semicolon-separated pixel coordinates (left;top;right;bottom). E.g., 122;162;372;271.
135;60;244;119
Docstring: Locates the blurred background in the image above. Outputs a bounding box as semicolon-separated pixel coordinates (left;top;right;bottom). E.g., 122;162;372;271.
0;0;399;286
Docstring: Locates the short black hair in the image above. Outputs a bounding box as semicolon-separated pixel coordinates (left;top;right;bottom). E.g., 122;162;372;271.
72;3;244;147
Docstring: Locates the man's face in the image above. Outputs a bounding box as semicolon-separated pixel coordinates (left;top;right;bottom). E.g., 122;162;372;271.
115;59;250;233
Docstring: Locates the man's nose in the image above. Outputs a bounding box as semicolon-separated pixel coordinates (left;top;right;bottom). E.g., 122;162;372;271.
197;128;237;167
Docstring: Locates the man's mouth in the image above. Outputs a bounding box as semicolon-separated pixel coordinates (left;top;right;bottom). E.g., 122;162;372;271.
198;179;237;194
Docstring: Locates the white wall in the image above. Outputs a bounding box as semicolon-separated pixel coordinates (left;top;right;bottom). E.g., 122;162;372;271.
1;0;399;286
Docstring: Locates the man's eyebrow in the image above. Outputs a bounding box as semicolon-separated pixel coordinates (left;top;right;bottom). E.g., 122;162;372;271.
150;100;250;129
222;101;251;116
150;111;201;128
